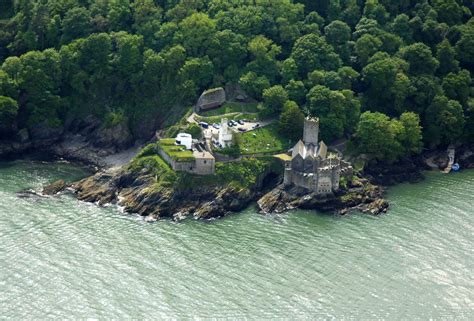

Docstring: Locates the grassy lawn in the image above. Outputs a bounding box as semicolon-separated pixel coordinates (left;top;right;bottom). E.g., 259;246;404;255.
158;139;195;162
238;123;294;155
201;102;259;116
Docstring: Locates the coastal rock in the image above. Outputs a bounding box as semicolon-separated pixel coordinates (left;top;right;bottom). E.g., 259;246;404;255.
258;188;297;214
72;166;257;221
358;198;389;215
257;180;387;216
42;179;66;195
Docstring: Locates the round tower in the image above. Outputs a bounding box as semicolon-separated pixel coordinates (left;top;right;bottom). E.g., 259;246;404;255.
303;117;319;145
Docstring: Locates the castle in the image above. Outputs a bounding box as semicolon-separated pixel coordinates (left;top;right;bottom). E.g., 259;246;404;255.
283;117;352;195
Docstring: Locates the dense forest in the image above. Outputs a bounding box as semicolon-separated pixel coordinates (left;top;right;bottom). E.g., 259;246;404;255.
0;0;473;162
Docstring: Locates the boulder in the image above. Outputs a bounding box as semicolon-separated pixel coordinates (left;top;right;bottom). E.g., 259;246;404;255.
42;179;66;195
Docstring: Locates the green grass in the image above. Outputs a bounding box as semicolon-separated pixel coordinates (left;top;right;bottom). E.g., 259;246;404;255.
201;102;259;116
158;139;195;162
128;153;177;189
131;144;283;191
238;123;294;155
195;112;260;124
174;157;282;190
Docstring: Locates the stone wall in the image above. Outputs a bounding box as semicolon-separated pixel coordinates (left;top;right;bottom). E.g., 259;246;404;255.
194;155;215;175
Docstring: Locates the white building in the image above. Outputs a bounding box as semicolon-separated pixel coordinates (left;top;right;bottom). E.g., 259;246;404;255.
218;118;233;147
176;133;193;150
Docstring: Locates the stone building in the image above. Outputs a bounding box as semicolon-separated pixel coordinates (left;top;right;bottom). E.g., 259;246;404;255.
283;117;352;195
158;138;215;175
195;87;226;113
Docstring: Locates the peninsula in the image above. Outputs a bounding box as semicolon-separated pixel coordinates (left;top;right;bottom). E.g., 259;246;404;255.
0;0;473;221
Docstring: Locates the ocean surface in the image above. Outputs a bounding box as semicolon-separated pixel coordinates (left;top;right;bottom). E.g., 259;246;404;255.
1;160;473;319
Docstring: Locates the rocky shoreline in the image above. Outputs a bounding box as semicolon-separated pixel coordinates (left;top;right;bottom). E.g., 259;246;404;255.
8;135;474;221
65;161;390;221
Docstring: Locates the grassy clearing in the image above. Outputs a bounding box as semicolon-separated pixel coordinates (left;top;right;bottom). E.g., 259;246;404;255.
238;123;294;155
201;102;259;116
158;139;195;162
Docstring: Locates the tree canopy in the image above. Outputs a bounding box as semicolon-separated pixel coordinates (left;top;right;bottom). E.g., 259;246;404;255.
0;0;472;161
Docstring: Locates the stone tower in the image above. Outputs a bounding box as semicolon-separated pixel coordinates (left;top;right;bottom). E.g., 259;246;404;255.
303;117;319;145
219;118;233;147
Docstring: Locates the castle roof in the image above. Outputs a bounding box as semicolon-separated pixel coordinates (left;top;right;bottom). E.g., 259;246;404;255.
291;140;327;160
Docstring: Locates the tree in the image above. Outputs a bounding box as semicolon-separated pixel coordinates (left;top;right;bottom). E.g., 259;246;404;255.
208;30;246;78
362;57;411;115
442;70;472;107
338;67;359;90
306;85;360;141
291;33;341;76
61;7;91;44
391;14;412;42
280;58;298;84
0;96;18;137
285;80;307;106
262;85;289;115
456;30;474;69
400;43;439;75
175;12;216;56
436;39;460;76
399;112;423;155
246;35;281;82
107;0;133;31
324;20;351;46
424;95;465;148
132;0;163;44
433;0;464;26
363;0;389;25
324;20;352;63
354;34;382;66
279;100;304;141
353;111;403;162
239;72;270;100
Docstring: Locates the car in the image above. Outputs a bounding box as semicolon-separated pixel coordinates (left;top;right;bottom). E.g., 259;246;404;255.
212;123;220;129
252;123;260;129
238;128;246;132
199;121;209;129
237;120;244;125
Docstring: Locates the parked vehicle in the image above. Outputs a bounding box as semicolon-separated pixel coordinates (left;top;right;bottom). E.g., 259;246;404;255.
227;121;234;127
252;123;260;129
237;120;244;125
212;123;220;129
199;121;209;129
238;128;246;132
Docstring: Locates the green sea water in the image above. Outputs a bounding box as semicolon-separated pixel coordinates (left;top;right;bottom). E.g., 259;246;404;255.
1;160;473;319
